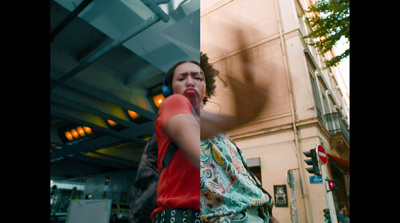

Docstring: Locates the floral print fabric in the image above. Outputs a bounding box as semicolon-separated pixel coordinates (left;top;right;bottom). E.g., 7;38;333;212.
200;133;273;222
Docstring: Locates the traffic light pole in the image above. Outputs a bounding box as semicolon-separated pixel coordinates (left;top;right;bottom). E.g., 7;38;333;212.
321;163;338;223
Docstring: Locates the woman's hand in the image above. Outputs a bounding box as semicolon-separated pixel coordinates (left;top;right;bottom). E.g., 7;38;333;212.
228;28;268;125
200;28;268;139
227;76;267;126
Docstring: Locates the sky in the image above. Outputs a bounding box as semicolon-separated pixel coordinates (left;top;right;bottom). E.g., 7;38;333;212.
332;37;349;120
334;37;350;95
335;37;350;90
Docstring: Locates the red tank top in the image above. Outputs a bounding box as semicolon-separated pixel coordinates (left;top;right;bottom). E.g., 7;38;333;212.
151;94;200;220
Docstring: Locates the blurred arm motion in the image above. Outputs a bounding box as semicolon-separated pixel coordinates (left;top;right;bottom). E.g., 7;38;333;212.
200;30;268;140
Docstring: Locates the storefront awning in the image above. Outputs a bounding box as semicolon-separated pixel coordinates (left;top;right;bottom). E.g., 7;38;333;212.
327;154;350;174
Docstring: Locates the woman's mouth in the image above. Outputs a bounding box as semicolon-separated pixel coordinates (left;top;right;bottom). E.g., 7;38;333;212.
184;86;198;95
185;89;196;94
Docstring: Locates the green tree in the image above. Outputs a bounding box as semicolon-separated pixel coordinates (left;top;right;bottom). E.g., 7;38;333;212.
302;0;349;69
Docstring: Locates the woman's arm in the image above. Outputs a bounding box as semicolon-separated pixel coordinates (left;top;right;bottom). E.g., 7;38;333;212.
201;28;269;140
166;113;200;169
200;77;267;140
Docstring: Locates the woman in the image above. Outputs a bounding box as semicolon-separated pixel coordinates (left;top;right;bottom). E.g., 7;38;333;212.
152;49;278;222
151;60;205;223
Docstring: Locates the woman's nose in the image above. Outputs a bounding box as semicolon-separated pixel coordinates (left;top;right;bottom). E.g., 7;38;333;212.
186;76;195;86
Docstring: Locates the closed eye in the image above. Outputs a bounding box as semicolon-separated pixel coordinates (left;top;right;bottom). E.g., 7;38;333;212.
176;71;204;81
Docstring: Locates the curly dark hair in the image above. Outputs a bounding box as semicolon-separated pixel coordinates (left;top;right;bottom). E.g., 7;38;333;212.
200;52;219;98
164;52;219;103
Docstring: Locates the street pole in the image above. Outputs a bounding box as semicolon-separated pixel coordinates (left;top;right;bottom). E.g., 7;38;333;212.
287;170;299;223
321;164;338;223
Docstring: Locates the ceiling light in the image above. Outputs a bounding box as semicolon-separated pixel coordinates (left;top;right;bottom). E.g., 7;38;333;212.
107;120;118;126
140;134;151;142
152;94;165;108
58;125;97;145
71;129;79;139
76;126;86;137
128;110;140;119
83;126;92;135
65;131;73;141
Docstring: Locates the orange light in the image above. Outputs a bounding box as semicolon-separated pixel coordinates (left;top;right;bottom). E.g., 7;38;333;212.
83;126;92;135
128;110;140;119
141;134;151;142
152;94;165;108
65;131;73;141
76;126;86;137
107;119;118;126
71;129;79;139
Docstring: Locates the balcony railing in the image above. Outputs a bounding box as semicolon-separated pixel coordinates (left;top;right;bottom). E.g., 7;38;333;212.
323;112;350;143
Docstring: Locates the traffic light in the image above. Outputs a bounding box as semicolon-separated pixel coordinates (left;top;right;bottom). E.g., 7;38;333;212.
326;179;339;191
323;209;331;223
303;149;320;175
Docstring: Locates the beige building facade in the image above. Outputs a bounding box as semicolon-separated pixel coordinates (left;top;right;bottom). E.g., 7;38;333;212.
201;0;350;222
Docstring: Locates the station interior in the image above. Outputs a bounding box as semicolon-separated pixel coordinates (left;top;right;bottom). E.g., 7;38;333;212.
50;0;200;221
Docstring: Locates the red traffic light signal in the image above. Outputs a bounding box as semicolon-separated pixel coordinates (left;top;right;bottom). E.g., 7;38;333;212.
326;179;338;191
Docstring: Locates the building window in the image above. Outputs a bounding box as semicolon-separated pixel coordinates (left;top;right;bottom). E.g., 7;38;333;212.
309;71;323;121
247;157;262;185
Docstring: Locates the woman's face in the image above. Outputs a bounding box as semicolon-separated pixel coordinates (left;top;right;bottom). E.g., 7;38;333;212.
172;62;206;107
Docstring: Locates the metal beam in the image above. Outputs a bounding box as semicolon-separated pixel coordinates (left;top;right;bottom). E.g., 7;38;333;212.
84;151;139;168
51;103;109;129
50;132;121;160
51;158;104;177
50;15;163;90
51;94;138;129
50;108;153;158
50;0;94;42
63;79;157;120
124;64;163;87
74;154;137;170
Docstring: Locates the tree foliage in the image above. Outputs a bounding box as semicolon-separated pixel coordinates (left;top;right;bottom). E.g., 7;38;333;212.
302;0;349;69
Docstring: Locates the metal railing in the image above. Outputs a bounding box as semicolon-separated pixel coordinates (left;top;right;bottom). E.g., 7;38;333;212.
323;112;350;143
